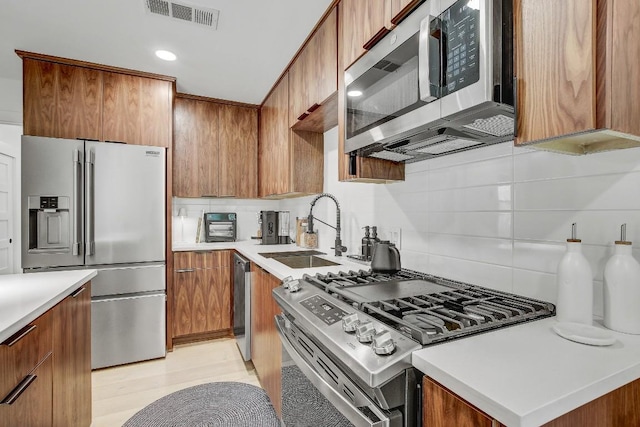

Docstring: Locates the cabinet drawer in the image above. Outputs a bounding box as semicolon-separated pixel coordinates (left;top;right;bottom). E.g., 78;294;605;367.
0;310;52;400
0;353;53;427
174;250;231;270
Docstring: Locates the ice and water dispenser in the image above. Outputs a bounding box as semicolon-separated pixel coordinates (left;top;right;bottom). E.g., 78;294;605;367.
27;195;72;253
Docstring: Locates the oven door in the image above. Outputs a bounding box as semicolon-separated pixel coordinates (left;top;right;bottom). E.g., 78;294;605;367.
276;314;404;427
344;0;442;155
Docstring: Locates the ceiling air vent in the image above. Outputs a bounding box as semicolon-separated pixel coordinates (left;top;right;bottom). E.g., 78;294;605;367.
145;0;219;30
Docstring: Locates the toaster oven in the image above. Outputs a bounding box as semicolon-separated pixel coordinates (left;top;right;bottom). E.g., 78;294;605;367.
204;212;237;242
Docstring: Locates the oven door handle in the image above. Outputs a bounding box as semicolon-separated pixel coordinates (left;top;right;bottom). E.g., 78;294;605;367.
275;315;392;427
419;14;438;102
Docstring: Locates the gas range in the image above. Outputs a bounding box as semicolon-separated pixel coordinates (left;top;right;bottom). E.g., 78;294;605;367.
273;268;555;427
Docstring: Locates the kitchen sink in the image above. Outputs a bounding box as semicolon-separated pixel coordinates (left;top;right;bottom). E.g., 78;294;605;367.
258;250;326;259
257;250;340;269
271;255;340;269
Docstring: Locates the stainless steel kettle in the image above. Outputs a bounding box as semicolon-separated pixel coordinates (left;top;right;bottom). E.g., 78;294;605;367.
371;240;401;274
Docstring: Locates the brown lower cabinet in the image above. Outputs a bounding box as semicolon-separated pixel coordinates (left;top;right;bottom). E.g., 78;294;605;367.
0;282;92;427
250;264;282;417
172;251;232;341
423;375;640;427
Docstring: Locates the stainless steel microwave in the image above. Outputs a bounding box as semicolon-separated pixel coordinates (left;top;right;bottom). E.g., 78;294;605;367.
344;0;514;163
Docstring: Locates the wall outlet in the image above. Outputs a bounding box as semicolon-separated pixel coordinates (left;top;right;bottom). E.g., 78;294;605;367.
388;227;401;249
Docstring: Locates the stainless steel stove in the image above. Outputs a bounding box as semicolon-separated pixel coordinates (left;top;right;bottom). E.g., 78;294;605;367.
273;268;554;427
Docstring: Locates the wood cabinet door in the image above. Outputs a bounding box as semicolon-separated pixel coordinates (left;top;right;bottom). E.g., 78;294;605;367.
289;44;312;126
23;59;103;141
103;72;141;145
423;377;495;427
0;354;53;427
514;0;596;145
314;8;338;105
52;283;92;427
259;74;290;197
139;77;171;147
173;97;219;197
250;267;282;416
173;251;231;337
342;0;391;70
390;0;422;24
103;73;171;147
219;104;258;198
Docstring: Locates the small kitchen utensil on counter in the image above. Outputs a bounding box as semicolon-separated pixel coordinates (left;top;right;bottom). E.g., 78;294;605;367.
360;226;374;261
295;217;308;246
552;322;616;346
603;224;640;334
371;240;401;274
555;223;593;325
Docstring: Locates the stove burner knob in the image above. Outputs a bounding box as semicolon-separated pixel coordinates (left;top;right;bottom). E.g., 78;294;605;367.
372;330;396;355
287;279;301;293
342;313;360;333
355;321;376;343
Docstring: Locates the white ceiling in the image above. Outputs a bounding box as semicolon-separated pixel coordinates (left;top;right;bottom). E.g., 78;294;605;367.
0;0;334;105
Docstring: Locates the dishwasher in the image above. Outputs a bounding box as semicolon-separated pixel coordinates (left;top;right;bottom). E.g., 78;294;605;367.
233;253;251;361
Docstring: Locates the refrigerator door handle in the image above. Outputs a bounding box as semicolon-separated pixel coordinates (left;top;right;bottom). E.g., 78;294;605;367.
72;149;83;256
85;149;95;256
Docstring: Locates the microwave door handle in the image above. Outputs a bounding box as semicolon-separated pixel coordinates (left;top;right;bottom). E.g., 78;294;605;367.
419;14;438;102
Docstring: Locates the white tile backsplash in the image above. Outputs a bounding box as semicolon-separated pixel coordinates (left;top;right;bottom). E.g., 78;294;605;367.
172;127;640;320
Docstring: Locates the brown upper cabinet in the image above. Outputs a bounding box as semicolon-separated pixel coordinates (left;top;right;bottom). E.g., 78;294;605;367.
19;51;174;148
289;8;338;132
173;95;258;198
259;73;323;198
103;73;172;147
341;0;423;71
514;0;640;154
23;59;103;141
337;2;405;183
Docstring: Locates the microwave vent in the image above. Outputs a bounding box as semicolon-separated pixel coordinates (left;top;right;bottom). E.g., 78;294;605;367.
145;0;219;29
463;114;513;137
370;151;415;162
414;138;483;155
373;60;401;72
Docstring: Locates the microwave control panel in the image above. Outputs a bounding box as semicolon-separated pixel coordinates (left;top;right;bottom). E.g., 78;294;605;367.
441;0;480;96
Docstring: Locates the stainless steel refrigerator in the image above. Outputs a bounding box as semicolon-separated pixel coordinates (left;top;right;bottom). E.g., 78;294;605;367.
21;136;166;369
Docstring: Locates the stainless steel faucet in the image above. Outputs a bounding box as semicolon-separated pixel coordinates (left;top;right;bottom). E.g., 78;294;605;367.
307;193;347;256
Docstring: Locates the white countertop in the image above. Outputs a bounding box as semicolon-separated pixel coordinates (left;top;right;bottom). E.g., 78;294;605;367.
412;317;640;427
173;240;370;280
0;270;97;343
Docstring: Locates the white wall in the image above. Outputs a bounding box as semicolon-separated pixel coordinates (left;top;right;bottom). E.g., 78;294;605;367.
0;123;23;273
172;197;281;243
282;127;640;317
0;77;22;125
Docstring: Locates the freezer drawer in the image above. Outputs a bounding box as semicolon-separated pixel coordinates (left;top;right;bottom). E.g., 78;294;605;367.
91;293;166;369
91;263;165;297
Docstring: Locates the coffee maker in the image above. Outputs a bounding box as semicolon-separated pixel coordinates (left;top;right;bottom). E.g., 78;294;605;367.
260;211;291;244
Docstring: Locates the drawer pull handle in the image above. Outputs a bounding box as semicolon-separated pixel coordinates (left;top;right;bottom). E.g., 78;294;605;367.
2;324;37;347
1;375;37;405
71;286;86;298
176;268;195;273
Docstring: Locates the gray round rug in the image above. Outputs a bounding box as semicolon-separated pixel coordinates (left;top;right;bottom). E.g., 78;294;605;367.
123;382;280;427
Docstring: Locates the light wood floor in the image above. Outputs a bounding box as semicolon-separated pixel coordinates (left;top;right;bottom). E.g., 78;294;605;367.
91;338;260;427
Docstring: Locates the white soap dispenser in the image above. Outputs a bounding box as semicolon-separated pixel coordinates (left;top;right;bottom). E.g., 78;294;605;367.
603;224;640;334
556;223;593;325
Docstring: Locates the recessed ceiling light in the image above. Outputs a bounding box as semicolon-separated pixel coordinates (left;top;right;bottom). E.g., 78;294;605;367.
347;90;363;97
155;50;177;61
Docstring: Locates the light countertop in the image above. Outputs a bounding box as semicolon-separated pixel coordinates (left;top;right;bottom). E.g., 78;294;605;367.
0;269;97;343
412;317;640;427
173;240;370;280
